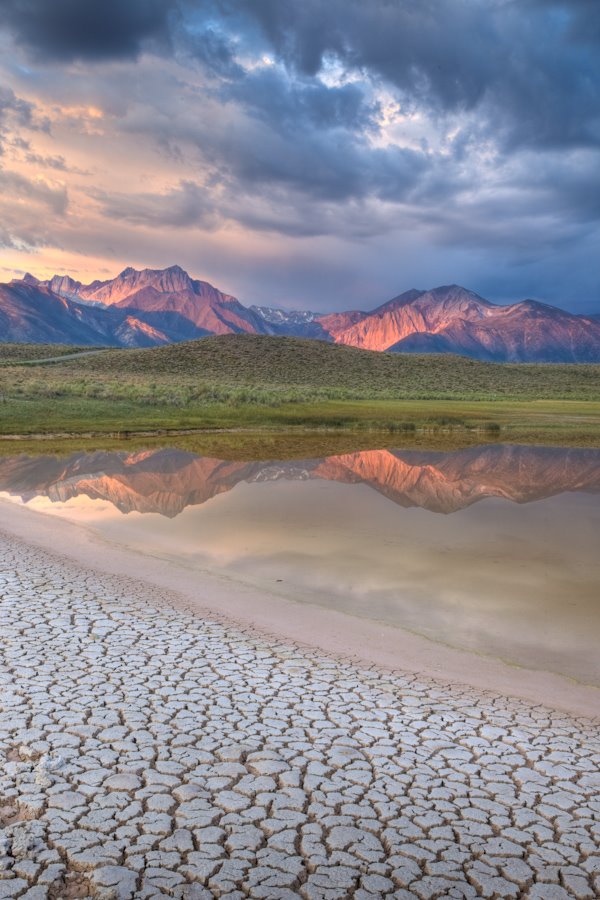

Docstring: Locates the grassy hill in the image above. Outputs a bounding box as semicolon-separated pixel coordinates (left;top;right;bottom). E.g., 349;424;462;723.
1;334;599;443
0;343;93;363
21;334;600;398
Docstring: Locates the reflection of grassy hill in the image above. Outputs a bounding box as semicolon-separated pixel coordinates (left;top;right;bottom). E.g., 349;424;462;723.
1;334;599;442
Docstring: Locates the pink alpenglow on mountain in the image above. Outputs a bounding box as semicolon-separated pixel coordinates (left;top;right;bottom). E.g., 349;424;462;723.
2;266;600;361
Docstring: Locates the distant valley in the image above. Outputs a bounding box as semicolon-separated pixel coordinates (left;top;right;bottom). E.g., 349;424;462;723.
1;264;600;362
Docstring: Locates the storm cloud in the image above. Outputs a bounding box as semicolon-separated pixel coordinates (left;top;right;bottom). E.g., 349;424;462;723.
0;0;598;311
0;0;176;61
214;0;600;148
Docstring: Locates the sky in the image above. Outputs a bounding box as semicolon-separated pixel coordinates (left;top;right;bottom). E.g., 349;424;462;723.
0;0;599;313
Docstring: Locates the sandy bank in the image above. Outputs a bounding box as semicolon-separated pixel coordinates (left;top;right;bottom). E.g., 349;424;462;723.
0;498;597;719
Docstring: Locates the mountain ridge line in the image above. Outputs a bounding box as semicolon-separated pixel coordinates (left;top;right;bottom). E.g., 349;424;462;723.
2;264;600;362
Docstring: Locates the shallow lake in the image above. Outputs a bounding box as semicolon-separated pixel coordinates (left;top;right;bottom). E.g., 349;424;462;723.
1;442;599;686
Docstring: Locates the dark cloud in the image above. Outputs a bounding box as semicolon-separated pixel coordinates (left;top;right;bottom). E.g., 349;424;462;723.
0;169;68;215
92;180;218;229
22;151;90;175
3;1;598;150
0;0;598;310
0;86;34;148
184;25;244;78
213;0;600;150
227;67;379;134
24;152;67;171
112;60;428;208
0;86;45;154
217;0;498;107
93;131;429;237
0;0;175;61
207;121;427;207
0;86;35;127
0;163;69;252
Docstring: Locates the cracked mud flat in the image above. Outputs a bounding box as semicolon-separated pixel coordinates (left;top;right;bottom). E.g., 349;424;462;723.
0;536;599;900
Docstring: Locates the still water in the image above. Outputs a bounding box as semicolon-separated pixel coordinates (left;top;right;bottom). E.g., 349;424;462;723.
1;443;599;685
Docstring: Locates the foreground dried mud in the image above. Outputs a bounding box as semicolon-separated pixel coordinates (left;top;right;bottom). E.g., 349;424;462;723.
0;537;598;899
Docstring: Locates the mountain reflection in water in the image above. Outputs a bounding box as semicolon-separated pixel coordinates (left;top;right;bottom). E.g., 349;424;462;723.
1;443;599;517
2;442;599;685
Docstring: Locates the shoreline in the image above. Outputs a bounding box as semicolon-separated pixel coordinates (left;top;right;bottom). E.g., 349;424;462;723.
1;498;598;720
2;533;598;898
0;424;599;448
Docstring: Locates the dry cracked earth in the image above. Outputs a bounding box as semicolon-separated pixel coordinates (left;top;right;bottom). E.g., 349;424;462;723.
0;535;598;900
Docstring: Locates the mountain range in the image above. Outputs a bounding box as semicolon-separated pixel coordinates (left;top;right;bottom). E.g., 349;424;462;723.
1;444;598;517
1;265;599;362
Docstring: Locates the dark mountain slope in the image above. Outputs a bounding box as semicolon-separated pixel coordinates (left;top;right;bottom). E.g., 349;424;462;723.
0;281;169;347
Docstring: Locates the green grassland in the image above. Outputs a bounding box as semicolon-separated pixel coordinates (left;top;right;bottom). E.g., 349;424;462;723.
1;335;599;447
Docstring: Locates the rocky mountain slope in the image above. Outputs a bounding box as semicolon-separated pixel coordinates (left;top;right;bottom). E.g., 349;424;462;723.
334;285;600;362
2;265;600;361
0;280;169;347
